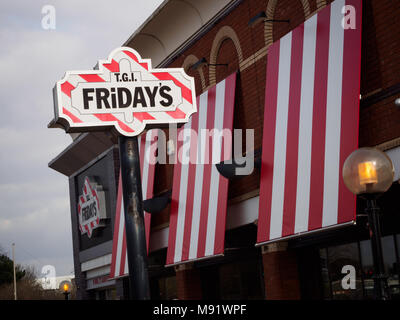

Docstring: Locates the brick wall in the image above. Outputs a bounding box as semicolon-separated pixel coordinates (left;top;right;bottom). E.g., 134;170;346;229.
262;250;301;299
175;266;203;300
148;0;400;229
359;0;400;146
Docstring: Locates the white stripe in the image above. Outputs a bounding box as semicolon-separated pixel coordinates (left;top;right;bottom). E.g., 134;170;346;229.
322;0;345;227
269;33;292;240
173;119;193;263
294;14;318;234
137;134;142;154
124;251;128;275
205;80;226;256
188;92;209;260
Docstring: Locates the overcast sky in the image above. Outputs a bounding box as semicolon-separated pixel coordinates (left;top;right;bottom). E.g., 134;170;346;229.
0;0;163;278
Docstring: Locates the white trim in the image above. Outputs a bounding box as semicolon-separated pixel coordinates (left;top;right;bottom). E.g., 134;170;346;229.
81;254;112;272
86;265;111;279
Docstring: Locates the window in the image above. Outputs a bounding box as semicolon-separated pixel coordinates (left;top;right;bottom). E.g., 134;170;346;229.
325;243;363;299
382;236;400;298
218;259;264;300
320;234;400;300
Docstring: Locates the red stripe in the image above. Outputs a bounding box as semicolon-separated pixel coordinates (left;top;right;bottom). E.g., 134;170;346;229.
152;72;193;104
103;59;119;72
181;98;200;261
110;171;122;278
337;0;362;224
166;108;186;119
308;6;331;231
281;26;304;237
119;226;127;276
145;130;158;252
166;127;185;265
134;112;156;122
80;196;85;203
93;114;134;133
123;50;149;70
62;108;83;123
256;40;280;243
197;86;216;258
214;74;236;254
79;74;105;82
61;81;74;97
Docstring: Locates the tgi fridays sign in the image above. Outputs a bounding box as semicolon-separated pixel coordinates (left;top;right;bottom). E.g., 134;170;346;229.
78;177;107;238
52;47;197;136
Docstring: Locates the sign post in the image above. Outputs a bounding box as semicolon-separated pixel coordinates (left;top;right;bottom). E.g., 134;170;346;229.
118;135;150;299
50;47;196;300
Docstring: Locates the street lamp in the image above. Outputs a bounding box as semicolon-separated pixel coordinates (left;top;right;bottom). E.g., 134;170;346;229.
342;147;394;300
59;280;72;300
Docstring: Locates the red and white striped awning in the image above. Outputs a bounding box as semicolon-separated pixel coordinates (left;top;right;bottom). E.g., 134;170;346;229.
166;73;237;265
109;129;159;279
257;0;362;245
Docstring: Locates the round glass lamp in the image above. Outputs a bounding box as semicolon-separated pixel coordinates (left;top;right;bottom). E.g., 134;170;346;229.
342;147;394;196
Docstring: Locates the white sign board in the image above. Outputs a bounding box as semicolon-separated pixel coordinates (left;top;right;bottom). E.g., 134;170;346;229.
52;47;197;136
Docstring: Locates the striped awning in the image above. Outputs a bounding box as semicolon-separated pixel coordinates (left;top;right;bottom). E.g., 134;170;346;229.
166;73;237;265
257;0;362;245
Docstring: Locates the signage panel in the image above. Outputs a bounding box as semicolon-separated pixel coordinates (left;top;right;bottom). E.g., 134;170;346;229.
52;47;197;136
78;176;107;238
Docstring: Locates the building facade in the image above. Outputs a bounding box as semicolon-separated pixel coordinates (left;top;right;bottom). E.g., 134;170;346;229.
49;0;400;300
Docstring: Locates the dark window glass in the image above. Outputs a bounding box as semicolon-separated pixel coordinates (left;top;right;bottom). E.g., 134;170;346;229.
382;235;400;298
360;239;374;299
319;248;332;299
219;259;264;300
158;275;177;300
327;243;363;299
396;235;400;258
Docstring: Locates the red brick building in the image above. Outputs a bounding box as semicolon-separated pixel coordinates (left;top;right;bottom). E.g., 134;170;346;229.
50;0;400;299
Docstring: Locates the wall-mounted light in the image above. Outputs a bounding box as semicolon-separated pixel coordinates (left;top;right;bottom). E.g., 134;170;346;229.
143;191;171;214
191;57;228;71
248;11;290;27
215;151;262;179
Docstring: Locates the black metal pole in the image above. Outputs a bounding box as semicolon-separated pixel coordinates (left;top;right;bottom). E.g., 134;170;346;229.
365;198;390;300
118;135;151;300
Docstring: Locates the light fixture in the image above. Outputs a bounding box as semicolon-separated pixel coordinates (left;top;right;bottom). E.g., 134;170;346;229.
248;11;290;27
342;147;394;196
216;151;261;179
59;280;72;300
343;147;395;300
143;191;171;213
191;57;228;71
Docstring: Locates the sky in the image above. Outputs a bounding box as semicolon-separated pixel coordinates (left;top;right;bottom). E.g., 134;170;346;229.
0;0;163;278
